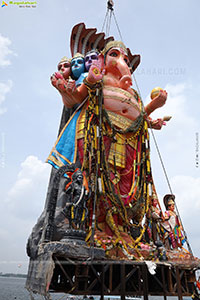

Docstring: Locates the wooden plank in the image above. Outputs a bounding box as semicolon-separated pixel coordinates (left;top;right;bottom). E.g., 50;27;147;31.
138;266;142;293
87;265;101;291
49;259;198;298
109;264;113;292
54;257;74;287
120;264;126;300
175;267;183;300
167;266;173;293
179;270;187;293
142;264;149;300
161;265;167;300
153;272;164;289
100;264;105;300
183;270;189;293
125;265;138;292
87;264;109;292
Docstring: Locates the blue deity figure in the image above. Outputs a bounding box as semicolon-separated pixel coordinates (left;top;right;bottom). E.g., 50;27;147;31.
71;53;86;86
71;50;99;87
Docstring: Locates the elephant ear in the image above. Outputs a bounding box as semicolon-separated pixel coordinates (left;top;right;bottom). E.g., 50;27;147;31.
97;53;105;72
127;48;140;73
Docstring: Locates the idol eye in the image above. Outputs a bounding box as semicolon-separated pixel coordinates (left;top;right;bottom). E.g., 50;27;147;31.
77;59;84;64
91;55;98;60
85;57;89;62
58;65;62;70
64;63;70;68
109;51;118;57
71;61;75;66
124;58;129;65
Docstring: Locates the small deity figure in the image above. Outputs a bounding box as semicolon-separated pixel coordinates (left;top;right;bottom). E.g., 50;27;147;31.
51;56;71;86
70;53;86;86
162;194;185;249
50;56;76;109
50;53;87;108
154;240;167;261
57;57;71;80
84;49;99;72
61;168;89;231
146;193;164;243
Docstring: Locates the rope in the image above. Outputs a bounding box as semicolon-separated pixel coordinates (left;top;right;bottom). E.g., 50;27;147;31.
149;127;173;194
101;9;109;32
105;9;112;37
102;1;124;41
149;125;193;255
108;9;113;36
113;11;123;42
102;1;114;38
131;43;193;255
132;73;142;100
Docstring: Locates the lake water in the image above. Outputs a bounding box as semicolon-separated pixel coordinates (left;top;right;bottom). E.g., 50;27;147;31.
0;276;192;300
0;277;66;300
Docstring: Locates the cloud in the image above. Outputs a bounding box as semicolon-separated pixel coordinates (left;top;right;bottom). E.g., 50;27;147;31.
0;34;15;115
6;155;51;220
146;82;200;258
0;156;51;272
148;82;199;177
0;33;14;67
0;80;13;115
148;82;196;128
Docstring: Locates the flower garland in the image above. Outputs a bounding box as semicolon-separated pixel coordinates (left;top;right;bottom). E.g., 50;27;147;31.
81;82;154;258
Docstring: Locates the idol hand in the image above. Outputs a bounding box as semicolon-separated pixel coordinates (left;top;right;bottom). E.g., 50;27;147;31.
51;72;65;90
65;79;77;93
87;61;103;84
145;90;167;116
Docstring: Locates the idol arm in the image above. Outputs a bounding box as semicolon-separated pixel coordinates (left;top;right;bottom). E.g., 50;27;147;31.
144;90;167;116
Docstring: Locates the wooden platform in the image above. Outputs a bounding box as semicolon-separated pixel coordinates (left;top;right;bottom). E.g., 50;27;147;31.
49;258;198;300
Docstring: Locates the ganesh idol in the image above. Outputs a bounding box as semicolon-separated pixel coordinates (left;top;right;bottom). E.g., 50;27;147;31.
47;23;168;259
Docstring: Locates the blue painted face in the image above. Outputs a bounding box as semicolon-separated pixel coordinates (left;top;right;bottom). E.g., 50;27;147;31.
71;57;85;80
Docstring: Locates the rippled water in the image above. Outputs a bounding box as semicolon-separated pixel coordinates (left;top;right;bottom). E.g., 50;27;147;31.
0;277;29;300
0;276;66;300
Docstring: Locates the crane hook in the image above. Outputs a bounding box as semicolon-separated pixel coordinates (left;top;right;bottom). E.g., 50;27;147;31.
107;0;114;11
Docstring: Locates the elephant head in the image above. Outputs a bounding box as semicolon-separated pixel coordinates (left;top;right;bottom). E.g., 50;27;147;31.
105;46;131;89
98;41;134;91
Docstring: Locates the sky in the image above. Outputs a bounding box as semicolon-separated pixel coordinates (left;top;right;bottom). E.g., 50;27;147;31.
0;0;200;274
